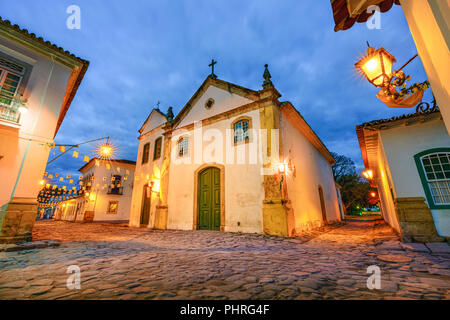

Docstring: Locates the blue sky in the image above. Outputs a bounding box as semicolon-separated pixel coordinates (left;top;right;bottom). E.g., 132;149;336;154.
1;0;431;182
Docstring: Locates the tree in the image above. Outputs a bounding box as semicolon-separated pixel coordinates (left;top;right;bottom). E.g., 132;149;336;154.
331;152;371;212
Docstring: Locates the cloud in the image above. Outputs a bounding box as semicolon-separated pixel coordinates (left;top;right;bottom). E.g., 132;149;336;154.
0;0;429;180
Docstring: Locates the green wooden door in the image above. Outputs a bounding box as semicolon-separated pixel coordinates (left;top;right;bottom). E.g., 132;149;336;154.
197;167;221;230
140;184;151;225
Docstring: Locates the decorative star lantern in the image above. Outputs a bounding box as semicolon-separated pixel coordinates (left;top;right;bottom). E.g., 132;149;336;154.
95;139;117;160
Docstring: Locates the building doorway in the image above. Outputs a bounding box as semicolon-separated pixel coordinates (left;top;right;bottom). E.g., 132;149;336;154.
318;185;328;225
140;184;151;225
197;167;221;230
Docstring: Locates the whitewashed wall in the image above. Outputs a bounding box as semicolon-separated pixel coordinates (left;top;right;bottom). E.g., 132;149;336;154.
129;125;165;228
280;113;341;233
0;37;73;207
79;161;135;222
380;119;450;237
167;108;264;233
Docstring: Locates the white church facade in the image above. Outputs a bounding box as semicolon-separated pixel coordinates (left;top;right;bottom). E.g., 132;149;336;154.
129;66;341;236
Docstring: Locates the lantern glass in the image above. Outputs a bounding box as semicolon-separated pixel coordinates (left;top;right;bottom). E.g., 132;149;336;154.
356;47;396;88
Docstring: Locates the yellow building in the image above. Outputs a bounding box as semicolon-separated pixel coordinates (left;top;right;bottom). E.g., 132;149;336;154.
0;18;88;243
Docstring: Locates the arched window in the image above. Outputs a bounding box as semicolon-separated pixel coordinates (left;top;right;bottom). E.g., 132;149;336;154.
177;137;189;157
142;143;150;164
415;148;450;208
153;137;162;160
233;118;251;144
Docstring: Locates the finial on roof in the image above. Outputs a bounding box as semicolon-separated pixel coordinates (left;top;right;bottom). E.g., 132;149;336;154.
262;64;273;89
166;106;174;123
208;59;217;79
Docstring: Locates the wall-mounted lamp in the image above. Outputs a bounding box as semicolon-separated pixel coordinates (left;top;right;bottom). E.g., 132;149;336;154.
362;169;374;180
355;43;437;112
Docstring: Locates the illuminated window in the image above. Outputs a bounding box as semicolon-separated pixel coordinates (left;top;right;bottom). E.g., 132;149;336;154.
106;201;119;214
233;119;250;143
177;137;189;157
142;143;150;164
154;137;162;160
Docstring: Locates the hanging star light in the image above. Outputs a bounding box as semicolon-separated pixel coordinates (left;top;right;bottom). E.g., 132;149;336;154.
95;139;118;160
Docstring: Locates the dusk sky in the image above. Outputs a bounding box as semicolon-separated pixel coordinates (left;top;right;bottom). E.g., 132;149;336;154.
1;0;431;181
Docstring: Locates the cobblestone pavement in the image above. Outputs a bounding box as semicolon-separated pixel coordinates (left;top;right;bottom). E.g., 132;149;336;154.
0;220;449;300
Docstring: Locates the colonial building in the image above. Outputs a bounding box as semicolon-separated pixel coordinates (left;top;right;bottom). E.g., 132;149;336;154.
54;158;136;223
129;66;342;236
0;18;89;243
356;106;449;241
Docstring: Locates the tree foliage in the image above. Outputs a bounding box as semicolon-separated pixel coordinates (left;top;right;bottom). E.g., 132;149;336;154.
331;152;371;212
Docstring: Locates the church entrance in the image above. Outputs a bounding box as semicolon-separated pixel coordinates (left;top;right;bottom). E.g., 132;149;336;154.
318;185;328;225
197;167;221;230
140;184;151;225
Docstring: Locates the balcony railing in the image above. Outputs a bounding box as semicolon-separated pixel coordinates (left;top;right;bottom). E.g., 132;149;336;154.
0;93;23;124
107;186;123;195
0;103;20;123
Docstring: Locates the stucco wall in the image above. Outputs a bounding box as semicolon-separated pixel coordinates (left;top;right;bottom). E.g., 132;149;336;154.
380;119;450;236
400;0;450;134
129;125;165;228
280;113;340;233
0;36;73;207
79;161;135;222
376;136;400;233
177;85;253;128
167;108;264;233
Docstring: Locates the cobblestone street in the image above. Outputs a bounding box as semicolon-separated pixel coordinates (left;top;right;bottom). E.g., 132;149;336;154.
0;220;449;300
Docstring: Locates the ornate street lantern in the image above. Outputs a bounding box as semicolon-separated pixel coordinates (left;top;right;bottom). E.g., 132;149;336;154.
355;44;435;111
355;46;396;88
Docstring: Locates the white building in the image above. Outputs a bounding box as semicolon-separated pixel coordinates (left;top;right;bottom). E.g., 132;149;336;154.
54;158;136;223
0;18;88;243
356;106;449;241
129;67;342;236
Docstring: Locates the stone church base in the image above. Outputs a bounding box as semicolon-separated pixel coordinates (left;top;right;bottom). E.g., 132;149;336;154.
0;197;38;244
395;197;445;243
262;200;288;237
154;205;168;230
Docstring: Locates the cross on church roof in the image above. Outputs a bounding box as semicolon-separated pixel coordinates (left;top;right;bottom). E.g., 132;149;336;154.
208;59;217;79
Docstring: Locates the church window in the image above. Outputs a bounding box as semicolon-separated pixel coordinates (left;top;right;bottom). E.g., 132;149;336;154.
154;137;162;160
142;143;150;164
233;118;250;144
177;137;189;157
205;98;214;110
415;149;450;209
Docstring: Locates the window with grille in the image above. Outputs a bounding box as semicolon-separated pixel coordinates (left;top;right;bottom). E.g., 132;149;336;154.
0;67;22;106
142;143;150;164
420;152;450;205
154;137;162;160
233;119;250;143
177;137;189;157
